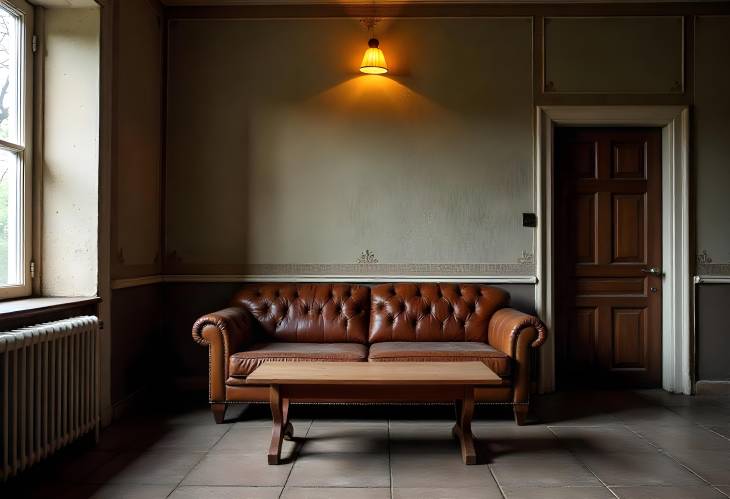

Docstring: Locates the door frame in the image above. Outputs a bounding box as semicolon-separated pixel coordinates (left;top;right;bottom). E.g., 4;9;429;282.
536;106;692;394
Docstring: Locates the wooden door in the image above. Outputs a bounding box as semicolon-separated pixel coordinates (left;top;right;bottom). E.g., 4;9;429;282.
555;127;662;387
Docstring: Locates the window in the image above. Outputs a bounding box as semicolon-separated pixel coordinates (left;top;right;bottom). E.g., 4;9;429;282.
0;0;31;299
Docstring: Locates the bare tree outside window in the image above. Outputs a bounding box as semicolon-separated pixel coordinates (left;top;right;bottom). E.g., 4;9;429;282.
0;5;20;285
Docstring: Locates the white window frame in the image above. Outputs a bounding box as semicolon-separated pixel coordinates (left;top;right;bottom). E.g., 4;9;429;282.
0;0;32;300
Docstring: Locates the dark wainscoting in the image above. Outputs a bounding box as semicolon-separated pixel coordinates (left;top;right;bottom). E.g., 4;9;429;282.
696;283;730;381
111;284;164;405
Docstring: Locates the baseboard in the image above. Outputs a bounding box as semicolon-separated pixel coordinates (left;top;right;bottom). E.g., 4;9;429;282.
695;380;730;395
111;386;149;421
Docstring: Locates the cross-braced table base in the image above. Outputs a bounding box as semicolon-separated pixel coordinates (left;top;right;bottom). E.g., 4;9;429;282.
266;384;478;465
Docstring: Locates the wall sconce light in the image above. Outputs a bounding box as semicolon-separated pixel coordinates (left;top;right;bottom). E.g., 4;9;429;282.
360;18;388;75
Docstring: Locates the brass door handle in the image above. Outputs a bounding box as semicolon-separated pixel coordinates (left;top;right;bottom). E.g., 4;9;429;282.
641;267;663;276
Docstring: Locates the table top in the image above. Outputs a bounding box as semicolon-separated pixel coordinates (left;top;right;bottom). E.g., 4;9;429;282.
245;361;501;385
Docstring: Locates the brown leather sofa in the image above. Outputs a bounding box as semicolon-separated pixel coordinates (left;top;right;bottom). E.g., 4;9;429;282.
192;283;547;425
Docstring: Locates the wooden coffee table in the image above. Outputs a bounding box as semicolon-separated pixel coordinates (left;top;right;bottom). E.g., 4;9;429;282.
246;361;500;465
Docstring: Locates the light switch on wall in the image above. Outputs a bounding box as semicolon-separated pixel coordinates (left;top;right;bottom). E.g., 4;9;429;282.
523;213;537;228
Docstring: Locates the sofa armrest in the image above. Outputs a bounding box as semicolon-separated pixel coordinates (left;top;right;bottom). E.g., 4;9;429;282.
489;308;547;413
192;306;253;353
192;307;253;402
488;308;547;358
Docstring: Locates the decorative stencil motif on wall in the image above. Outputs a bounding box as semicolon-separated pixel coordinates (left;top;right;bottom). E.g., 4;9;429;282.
357;250;379;264
697;249;713;264
697;249;730;277
518;251;534;265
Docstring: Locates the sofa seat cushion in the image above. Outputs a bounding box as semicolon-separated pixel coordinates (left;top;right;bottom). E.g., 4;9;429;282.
227;342;368;381
368;342;511;377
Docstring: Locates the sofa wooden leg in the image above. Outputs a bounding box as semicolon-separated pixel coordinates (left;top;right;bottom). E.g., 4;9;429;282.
212;403;227;424
514;404;529;426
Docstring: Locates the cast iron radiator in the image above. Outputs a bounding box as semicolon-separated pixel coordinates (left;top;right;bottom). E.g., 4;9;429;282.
0;316;99;481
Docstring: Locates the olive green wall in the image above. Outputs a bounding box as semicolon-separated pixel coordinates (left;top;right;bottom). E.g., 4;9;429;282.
165;18;535;276
109;12;730;389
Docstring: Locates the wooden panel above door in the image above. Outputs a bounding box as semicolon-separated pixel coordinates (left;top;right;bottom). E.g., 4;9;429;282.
543;16;684;95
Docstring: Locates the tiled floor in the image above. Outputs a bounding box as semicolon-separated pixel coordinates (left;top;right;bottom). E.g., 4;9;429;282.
3;390;730;498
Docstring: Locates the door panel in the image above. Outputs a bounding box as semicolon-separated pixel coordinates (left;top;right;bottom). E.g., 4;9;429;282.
575;194;597;263
569;307;598;370
556;127;662;387
612;308;646;368
611;141;646;179
613;194;645;263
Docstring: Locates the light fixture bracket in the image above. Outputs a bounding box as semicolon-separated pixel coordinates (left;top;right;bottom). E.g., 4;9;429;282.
360;17;381;32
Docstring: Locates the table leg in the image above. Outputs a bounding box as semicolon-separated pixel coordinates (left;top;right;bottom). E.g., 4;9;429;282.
452;385;477;465
268;385;285;465
282;398;294;440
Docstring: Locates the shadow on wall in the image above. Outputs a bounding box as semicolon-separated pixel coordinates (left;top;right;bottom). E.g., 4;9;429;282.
305;74;456;126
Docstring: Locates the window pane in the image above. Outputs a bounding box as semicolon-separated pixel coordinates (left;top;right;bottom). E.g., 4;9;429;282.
0;6;20;143
0;148;20;285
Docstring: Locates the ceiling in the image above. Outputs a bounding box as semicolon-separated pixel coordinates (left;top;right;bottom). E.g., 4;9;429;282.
160;0;716;4
32;0;98;7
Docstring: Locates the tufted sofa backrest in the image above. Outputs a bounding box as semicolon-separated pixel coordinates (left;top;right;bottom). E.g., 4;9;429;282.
231;284;371;343
369;283;510;343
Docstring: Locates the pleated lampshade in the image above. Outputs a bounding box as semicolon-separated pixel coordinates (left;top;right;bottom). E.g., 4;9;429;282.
360;38;388;74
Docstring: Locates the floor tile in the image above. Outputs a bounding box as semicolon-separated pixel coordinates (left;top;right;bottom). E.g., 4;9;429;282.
389;419;454;428
550;426;658;454
287;452;390;487
388;422;464;454
390;451;502;489
473;425;565;459
633;390;724;408
632;425;730;452
9;390;730;499
1;482;86;499
577;451;706;486
182;451;293;486
84;484;177;499
97;423;167;451
610;485;728;498
489;454;602;487
535;391;637;425
708;426;730;441
716;485;730;496
501;486;615;499
669;406;730;426
170;486;283;499
613;407;694;427
388;421;454;434
210;425;303;456
488;448;583;465
231;419;282;429
175;403;251;425
669;450;730;485
301;423;388;454
393;487;503;499
89;450;205;485
282;487;391;499
40;450;119;484
714;398;730;409
160;407;226;426
539;411;624;427
308;419;389;428
534;397;623;426
231;418;313;430
146;424;230;451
